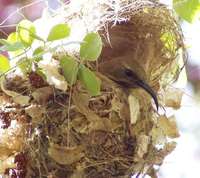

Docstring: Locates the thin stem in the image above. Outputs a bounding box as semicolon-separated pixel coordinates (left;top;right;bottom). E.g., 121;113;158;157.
0;0;46;26
67;86;73;147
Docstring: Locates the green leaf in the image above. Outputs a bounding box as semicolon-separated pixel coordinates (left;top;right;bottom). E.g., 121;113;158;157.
0;37;24;52
80;32;102;61
0;39;9;46
7;33;24;51
17;58;32;75
0;40;9;51
7;32;18;43
47;24;71;41
173;0;200;23
17;19;36;46
6;32;24;57
2;42;24;52
0;54;10;73
33;46;44;62
60;55;79;85
78;65;101;96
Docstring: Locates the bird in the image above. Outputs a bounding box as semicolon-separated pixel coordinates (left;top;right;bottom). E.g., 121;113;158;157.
98;53;159;110
97;20;159;136
98;52;159;137
97;19;158;110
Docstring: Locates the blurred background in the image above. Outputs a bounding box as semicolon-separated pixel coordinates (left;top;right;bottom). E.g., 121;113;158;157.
0;0;200;178
158;21;200;178
0;0;45;37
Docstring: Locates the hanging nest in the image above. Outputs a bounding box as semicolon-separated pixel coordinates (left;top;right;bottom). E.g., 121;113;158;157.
0;0;185;178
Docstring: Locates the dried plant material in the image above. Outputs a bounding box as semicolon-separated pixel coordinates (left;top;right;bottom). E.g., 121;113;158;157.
150;125;166;146
134;135;150;161
47;175;56;178
38;58;68;91
73;92;100;122
48;144;84;165
70;170;84;178
91;116;119;132
71;114;89;134
164;87;183;109
163;142;177;154
131;89;154;112
0;94;13;108
150;115;179;146
25;105;45;124
0;120;26;174
128;94;140;124
73;91;118;132
0;121;25;153
153;142;177;165
111;89;123;113
0;156;15;173
158;115;180;138
1;77;30;105
147;168;158;178
32;86;53;105
88;91;113;117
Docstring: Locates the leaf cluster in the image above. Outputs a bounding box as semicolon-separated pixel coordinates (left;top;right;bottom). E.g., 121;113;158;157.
0;20;103;96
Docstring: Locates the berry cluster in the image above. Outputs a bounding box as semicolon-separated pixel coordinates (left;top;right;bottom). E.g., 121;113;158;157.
29;72;46;88
0;111;11;129
5;152;27;178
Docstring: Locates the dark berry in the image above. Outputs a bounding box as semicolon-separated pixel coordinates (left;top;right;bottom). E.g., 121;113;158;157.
4;168;10;175
3;135;28;178
16;169;27;178
29;71;46;88
5;168;17;178
14;152;27;166
0;111;11;129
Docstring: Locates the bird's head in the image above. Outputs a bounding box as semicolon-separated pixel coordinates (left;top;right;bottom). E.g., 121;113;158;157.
98;54;159;110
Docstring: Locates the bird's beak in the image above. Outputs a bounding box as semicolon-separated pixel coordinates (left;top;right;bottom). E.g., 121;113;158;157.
135;80;159;110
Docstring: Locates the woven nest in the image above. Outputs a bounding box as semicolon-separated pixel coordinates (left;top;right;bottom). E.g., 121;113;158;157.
0;1;185;178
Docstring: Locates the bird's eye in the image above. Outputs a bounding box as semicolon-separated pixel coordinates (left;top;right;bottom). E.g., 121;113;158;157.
124;69;133;77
